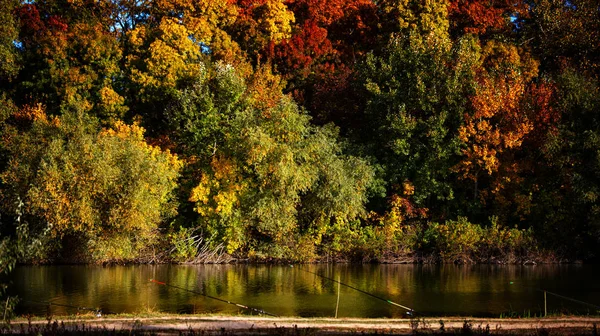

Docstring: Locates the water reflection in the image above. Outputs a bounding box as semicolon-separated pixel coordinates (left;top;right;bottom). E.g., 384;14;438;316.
9;264;600;317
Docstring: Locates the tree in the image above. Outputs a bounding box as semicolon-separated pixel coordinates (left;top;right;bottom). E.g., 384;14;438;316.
357;1;475;216
522;0;600;76
530;70;600;258
153;0;247;68
125;17;206;133
170;62;373;260
263;0;378;125
0;0;21;84
448;0;527;36
0;197;48;323
452;40;562;223
1;106;182;262
15;4;126;122
454;41;538;184
234;0;295;54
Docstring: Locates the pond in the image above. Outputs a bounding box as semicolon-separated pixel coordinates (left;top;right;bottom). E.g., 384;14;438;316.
7;264;600;318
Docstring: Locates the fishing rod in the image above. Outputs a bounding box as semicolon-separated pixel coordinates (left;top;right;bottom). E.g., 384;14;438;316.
297;266;415;314
149;279;278;317
24;300;103;317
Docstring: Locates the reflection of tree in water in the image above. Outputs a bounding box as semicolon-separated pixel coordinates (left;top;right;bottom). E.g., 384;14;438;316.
11;264;600;317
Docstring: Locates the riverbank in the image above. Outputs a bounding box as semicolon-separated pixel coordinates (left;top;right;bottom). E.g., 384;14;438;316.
5;315;600;335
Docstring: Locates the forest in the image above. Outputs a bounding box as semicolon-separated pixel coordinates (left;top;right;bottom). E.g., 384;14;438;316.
0;0;599;265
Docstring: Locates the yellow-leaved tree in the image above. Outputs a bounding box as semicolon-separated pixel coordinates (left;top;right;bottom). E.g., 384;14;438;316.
1;105;182;262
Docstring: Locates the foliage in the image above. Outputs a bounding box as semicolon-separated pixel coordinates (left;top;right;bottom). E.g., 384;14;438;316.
423;217;538;263
0;0;598;263
187;70;372;259
0;0;20;83
358;14;471;210
423;218;483;263
15;5;125;122
0;107;181;262
451;40;554;222
263;0;378;125
234;0;295;53
478;217;538;263
455;41;539;181
523;0;600;75
0;197;49;323
167;226;199;262
448;0;527;36
530;69;600;258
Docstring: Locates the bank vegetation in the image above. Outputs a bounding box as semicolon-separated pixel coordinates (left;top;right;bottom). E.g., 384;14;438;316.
1;0;599;266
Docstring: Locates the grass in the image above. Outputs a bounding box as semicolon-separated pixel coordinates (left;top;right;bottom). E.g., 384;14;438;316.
2;319;599;335
2;315;599;334
9;310;600;324
499;309;600;319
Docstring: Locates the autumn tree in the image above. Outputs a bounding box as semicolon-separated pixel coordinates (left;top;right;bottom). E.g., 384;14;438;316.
262;0;378;126
522;0;600;76
451;38;563;224
0;106;182;262
125;16;205;131
14;4;126;122
448;0;527;37
454;42;538;193
0;0;599;262
169;62;373;260
233;0;295;56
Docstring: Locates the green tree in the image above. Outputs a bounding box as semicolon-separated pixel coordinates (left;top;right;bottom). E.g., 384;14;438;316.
531;70;600;258
0;197;49;323
170;62;373;260
0;0;20;84
358;11;477;215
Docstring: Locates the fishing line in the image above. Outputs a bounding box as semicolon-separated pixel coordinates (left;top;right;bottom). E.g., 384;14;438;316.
297;266;415;314
540;289;600;310
149;279;278;317
509;282;600;310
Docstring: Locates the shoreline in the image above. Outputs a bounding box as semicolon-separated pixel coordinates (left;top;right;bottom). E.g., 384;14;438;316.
7;315;600;335
17;257;582;266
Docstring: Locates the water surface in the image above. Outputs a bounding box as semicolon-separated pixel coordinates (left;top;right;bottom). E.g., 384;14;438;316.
8;264;600;317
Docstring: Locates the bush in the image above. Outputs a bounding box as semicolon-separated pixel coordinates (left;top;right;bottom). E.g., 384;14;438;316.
478;217;538;263
1;107;182;263
421;217;541;263
424;217;483;263
168;226;200;262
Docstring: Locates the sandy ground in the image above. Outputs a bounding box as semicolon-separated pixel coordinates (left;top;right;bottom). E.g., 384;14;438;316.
8;316;600;335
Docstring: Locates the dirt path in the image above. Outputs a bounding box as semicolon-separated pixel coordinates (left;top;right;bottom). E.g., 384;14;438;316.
8;316;600;335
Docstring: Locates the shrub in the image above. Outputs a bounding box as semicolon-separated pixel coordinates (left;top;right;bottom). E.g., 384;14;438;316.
478;216;538;263
424;217;483;263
